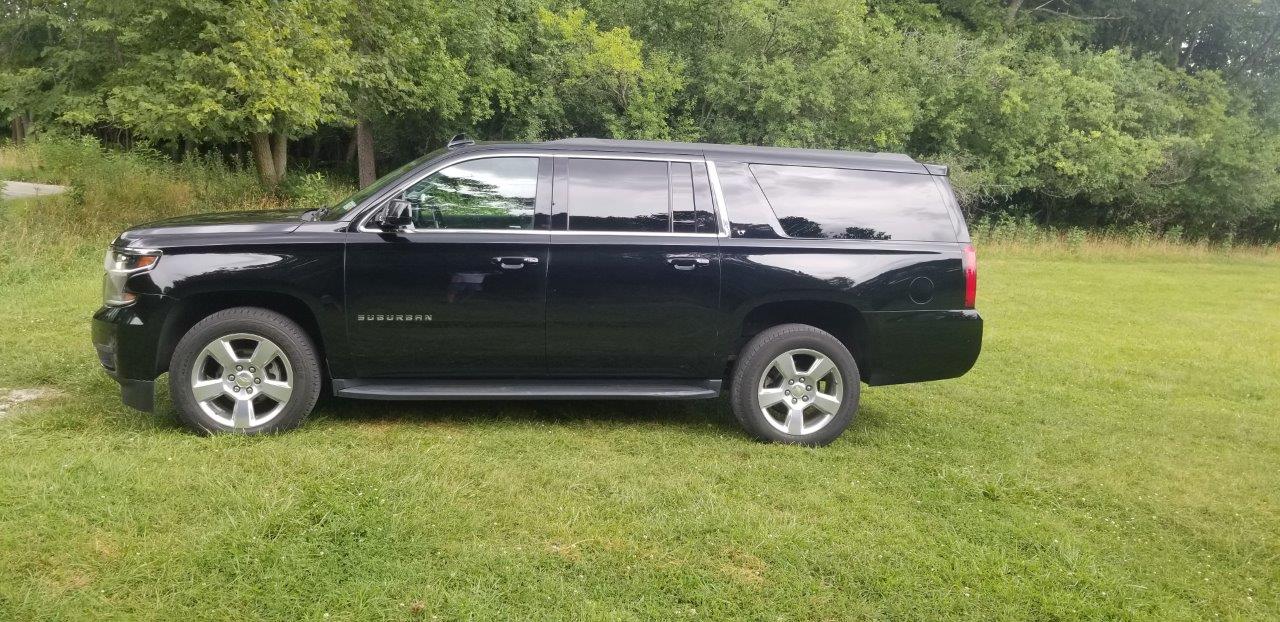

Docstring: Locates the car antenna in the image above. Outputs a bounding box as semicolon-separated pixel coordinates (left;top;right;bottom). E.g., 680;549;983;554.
447;133;475;150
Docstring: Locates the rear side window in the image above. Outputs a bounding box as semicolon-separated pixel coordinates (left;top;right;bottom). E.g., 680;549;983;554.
564;158;716;233
567;159;669;232
749;164;956;241
671;162;717;233
717;162;783;238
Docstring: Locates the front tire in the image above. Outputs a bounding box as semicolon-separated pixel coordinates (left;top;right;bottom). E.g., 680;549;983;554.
729;324;860;446
169;307;322;435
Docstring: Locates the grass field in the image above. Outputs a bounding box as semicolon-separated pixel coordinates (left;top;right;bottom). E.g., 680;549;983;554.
0;242;1276;621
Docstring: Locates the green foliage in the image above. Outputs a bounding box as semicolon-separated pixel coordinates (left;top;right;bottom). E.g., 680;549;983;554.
102;0;355;141
281;172;344;208
525;8;684;139
2;0;1280;239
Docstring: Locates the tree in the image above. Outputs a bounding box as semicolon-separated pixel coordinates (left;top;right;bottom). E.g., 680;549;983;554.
98;0;355;187
342;0;467;187
524;8;684;140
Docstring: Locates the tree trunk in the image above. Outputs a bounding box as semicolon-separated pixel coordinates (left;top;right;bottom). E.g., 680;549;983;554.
10;117;24;144
308;135;322;167
345;131;358;163
1005;0;1024;28
249;132;278;188
270;132;287;183
356;118;377;188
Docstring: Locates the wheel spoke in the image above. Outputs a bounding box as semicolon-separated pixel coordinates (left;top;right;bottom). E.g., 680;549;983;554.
806;357;835;381
785;406;805;435
249;339;280;368
812;392;841;415
191;379;224;402
204;338;240;371
771;353;799;378
257;379;292;403
758;386;787;408
231;398;254;429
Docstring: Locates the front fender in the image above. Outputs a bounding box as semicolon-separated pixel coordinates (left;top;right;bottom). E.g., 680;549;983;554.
125;245;350;377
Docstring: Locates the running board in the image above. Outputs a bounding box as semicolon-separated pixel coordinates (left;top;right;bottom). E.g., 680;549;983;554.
332;379;722;401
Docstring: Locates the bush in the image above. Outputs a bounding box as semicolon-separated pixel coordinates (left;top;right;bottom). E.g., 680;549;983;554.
0;137;344;286
282;171;348;208
1066;227;1086;253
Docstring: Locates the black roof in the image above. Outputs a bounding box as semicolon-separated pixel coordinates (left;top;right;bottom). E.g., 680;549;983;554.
461;137;930;175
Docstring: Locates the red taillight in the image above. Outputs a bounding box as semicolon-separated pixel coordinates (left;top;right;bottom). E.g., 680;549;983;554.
962;244;977;308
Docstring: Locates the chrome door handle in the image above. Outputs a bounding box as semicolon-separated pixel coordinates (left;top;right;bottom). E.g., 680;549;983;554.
493;256;540;269
666;256;710;270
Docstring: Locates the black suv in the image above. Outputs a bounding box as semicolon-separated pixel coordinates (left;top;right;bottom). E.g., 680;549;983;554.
92;138;981;445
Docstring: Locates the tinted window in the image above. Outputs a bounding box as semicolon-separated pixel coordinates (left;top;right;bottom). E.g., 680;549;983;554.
399;157;537;230
671;162;697;233
691;163;717;233
568;158;670;232
750;164;955;241
718;162;782;238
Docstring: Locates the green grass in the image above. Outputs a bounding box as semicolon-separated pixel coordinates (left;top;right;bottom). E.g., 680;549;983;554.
0;245;1277;620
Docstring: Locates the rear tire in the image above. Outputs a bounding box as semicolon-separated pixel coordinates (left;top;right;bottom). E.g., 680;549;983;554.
169;307;322;435
729;324;860;446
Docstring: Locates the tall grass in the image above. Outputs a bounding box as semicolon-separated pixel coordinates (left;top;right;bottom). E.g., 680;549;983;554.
970;214;1280;261
0;137;350;285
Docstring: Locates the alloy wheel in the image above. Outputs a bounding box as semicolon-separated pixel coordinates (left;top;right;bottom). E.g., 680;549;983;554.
757;347;843;435
189;332;294;429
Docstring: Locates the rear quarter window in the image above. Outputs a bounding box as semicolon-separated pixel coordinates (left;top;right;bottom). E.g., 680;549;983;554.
749;164;956;241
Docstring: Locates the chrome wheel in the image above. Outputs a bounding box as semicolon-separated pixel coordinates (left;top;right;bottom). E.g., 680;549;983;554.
757;348;843;435
189;332;294;429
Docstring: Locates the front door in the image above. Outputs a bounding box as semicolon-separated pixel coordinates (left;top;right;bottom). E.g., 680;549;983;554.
345;155;551;378
544;155;722;378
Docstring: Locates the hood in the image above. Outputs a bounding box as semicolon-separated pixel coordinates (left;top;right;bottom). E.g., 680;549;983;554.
118;208;310;240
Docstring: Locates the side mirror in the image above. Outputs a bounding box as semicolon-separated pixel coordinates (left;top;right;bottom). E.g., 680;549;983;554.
379;199;414;230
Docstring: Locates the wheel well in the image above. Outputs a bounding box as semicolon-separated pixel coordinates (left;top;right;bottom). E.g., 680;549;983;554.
155;292;327;375
730;301;871;382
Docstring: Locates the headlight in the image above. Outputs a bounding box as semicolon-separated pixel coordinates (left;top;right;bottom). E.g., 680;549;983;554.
102;247;161;306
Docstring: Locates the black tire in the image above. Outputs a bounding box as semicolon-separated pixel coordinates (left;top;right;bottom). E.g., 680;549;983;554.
168;307;322;435
729;323;860;446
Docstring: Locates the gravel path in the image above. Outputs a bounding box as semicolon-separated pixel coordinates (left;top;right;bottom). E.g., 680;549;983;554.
1;180;69;199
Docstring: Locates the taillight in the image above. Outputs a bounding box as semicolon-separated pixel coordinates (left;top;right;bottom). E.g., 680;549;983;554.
962;244;977;308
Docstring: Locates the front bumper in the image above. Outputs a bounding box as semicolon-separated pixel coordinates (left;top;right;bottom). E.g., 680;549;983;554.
91;294;173;412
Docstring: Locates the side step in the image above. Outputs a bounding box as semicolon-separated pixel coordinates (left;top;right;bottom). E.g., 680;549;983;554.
332;379;722;401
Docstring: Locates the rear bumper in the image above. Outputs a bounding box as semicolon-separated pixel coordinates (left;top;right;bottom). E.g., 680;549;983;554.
863;309;982;386
91;294;173;412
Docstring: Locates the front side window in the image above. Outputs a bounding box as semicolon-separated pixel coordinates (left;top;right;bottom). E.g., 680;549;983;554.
395;157;538;230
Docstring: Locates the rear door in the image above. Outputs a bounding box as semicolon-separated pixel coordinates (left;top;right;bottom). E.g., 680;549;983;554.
345;155;551;377
545;155;722;378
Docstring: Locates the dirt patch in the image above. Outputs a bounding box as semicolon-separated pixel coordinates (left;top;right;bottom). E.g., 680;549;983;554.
0;387;61;419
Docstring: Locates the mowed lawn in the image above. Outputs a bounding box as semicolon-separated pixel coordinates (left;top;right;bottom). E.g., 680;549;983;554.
0;249;1277;621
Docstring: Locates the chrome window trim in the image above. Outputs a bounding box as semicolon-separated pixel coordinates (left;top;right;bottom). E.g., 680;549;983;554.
552;230;717;238
356;150;722;236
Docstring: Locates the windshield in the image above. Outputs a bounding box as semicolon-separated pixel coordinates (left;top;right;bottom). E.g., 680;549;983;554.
319;148;447;220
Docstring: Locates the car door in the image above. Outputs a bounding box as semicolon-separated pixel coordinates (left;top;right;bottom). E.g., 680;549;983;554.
345;155;551;378
545;154;722;378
